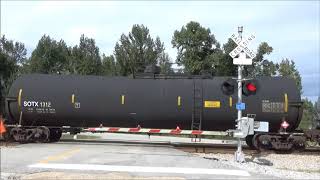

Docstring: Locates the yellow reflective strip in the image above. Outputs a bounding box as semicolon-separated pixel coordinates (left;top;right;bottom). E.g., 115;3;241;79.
71;94;75;104
284;93;288;112
18;89;23;107
121;95;125;105
177;96;181;106
229;96;232;107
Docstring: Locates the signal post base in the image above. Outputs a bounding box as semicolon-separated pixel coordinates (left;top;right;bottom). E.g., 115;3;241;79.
234;149;245;163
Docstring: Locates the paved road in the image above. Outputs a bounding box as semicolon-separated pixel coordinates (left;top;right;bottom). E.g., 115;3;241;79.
1;142;276;179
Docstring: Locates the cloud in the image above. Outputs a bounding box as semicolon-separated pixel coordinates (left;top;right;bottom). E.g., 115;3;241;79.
1;0;319;99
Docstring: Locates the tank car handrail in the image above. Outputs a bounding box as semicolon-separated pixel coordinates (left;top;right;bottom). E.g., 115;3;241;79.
134;73;213;79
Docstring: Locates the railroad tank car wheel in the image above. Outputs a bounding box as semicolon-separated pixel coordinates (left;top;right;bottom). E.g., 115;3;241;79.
257;134;272;150
10;127;27;142
292;136;306;151
1;129;14;142
26;129;36;142
49;128;62;142
252;134;271;151
252;134;260;150
306;140;318;147
304;129;320;147
245;135;255;149
34;126;50;143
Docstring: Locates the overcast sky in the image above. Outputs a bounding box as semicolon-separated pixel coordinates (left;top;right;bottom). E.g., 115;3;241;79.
1;1;319;102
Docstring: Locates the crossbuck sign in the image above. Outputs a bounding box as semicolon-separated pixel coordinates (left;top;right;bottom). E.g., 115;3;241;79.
229;33;256;65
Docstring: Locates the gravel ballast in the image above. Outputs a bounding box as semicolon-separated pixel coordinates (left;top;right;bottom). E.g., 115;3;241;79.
196;152;320;179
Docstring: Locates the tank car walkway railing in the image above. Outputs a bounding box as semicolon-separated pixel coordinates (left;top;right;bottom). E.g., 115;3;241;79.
134;73;213;79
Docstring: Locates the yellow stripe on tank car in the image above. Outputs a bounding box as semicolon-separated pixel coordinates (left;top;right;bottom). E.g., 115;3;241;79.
284;93;288;113
18;89;23;108
229;96;232;107
121;95;125;105
71;94;75;104
177;96;181;106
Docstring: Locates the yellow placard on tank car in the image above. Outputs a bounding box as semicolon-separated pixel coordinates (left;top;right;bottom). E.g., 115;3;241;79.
204;101;221;108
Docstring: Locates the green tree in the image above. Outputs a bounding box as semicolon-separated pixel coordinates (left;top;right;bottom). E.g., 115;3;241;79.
299;98;316;129
245;42;275;77
0;35;27;91
0;35;27;114
101;54;117;76
314;97;320;128
211;38;237;76
70;34;102;75
114;24;165;76
171;22;275;77
316;97;320;113
171;21;220;75
278;58;302;94
158;52;173;74
28;35;70;74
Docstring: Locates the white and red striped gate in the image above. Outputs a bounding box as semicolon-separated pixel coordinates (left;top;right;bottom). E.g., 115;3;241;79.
84;126;229;136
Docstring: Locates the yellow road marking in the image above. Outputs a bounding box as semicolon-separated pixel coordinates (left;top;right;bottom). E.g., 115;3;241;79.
38;148;81;164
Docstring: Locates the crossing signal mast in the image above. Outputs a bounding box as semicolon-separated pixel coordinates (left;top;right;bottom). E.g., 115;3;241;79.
229;26;257;163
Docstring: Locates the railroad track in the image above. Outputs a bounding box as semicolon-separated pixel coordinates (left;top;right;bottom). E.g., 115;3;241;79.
176;145;320;156
2;138;319;156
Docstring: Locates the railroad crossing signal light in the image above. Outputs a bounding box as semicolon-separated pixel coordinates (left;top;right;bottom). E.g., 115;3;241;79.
242;80;258;96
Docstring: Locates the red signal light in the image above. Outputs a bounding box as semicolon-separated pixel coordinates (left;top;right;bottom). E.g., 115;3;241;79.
246;83;257;92
242;80;258;96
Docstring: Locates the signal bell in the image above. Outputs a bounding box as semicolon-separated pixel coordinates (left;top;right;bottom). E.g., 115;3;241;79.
242;80;258;96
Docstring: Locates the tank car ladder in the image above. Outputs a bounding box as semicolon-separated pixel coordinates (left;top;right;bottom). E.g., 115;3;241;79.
191;79;203;142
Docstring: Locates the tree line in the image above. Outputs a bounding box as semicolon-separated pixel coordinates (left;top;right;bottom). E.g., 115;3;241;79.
0;21;317;129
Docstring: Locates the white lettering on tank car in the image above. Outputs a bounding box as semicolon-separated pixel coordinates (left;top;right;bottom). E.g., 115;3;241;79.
74;102;81;109
23;101;53;108
23;101;39;107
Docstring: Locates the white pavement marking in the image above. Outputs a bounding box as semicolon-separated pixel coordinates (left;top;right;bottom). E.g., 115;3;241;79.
28;163;251;177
